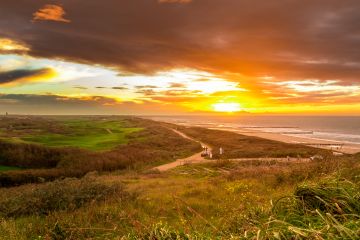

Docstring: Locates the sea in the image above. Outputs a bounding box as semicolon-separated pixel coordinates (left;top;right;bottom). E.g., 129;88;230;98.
147;115;360;145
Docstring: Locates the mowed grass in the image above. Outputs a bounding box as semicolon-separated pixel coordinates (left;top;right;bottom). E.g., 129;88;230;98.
19;120;142;151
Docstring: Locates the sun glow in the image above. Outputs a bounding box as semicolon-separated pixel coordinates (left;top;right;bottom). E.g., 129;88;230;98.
212;102;242;112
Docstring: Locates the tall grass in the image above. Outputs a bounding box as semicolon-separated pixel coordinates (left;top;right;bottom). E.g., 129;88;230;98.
239;177;360;239
0;174;127;218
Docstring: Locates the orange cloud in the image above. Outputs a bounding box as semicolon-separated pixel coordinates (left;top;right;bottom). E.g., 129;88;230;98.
0;68;57;86
33;4;71;23
0;38;29;53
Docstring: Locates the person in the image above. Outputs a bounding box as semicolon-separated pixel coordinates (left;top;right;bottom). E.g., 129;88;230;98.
219;147;223;155
209;151;213;159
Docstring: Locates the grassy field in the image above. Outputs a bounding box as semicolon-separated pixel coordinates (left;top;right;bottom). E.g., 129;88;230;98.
0;165;21;172
0;117;359;239
0;117;142;151
21;120;142;151
0;155;359;239
0;116;201;187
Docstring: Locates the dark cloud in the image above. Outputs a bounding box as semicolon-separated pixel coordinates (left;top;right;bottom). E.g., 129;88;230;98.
1;0;360;85
94;86;129;90
158;0;192;4
73;85;88;90
135;85;159;89
112;86;128;90
0;94;186;114
0;68;53;85
136;89;157;96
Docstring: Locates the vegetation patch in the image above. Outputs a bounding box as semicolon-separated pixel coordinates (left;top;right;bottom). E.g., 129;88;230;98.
0;117;201;186
0;166;21;172
248;177;360;239
177;126;331;158
0;175;127;218
0;119;358;239
0;117;142;151
0;157;359;239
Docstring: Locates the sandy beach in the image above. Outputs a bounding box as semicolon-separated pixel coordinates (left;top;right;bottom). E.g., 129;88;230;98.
147;116;360;154
209;127;360;154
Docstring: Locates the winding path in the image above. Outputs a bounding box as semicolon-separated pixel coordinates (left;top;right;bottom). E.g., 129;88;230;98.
153;129;212;172
153;129;310;172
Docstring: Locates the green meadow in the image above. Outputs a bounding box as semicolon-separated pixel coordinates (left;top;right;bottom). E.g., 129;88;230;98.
1;118;143;151
0;165;21;172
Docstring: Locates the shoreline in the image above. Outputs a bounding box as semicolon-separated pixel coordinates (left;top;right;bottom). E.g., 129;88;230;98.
208;127;360;154
146;116;360;154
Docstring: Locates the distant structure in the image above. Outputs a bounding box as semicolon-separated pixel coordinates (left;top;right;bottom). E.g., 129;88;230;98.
201;146;207;157
333;152;344;156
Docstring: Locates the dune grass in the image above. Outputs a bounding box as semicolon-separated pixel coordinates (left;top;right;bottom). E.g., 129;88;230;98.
259;177;360;239
0;118;358;239
176;125;331;158
1;156;358;239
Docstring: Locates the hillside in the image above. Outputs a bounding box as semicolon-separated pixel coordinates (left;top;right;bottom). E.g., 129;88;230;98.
0;116;201;186
0;117;359;239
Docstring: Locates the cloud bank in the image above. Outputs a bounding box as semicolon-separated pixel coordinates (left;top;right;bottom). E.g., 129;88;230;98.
0;0;358;85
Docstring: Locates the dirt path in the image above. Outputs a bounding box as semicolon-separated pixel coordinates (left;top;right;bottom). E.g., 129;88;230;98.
153;129;310;172
153;129;212;172
228;157;310;163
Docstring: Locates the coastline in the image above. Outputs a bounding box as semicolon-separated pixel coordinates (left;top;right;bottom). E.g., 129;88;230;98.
146;116;360;154
208;127;360;154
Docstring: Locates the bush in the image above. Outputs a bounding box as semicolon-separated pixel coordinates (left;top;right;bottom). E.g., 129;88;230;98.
0;169;84;187
0;141;75;168
0;176;126;218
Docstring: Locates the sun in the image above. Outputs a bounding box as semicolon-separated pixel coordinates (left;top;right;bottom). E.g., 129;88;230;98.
212;102;242;113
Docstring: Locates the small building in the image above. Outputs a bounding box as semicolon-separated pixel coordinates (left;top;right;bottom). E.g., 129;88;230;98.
333;151;344;156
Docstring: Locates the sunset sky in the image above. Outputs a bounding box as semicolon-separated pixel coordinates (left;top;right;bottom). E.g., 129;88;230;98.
1;0;360;115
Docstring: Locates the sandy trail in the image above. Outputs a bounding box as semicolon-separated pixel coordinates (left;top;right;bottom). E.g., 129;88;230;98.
153;129;212;172
154;129;310;172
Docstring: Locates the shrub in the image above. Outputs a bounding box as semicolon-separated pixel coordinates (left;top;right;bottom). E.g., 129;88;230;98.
0;176;126;218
